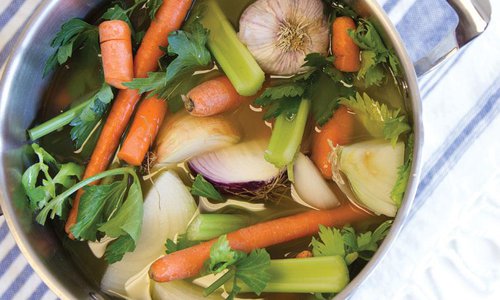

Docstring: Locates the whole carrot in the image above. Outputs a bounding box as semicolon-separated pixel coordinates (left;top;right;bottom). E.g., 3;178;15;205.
184;76;245;117
65;89;141;236
118;96;168;166
65;0;194;236
149;205;371;282
332;16;360;72
99;20;134;89
134;0;194;78
311;105;354;178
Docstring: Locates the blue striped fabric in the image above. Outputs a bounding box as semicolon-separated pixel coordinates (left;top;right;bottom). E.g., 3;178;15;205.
1;0;499;299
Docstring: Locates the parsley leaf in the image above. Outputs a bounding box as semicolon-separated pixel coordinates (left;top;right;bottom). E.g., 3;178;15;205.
322;0;358;19
348;19;400;86
70;83;114;150
391;134;414;206
21;144;83;223
44;19;98;77
132;0;164;20
339;92;410;145
191;174;224;202
124;20;212;101
104;235;136;264
204;235;271;300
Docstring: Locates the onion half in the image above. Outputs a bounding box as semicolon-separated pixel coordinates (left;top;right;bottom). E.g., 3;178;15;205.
188;138;285;199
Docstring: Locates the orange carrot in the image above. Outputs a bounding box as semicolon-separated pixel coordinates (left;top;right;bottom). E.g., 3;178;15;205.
332;16;360;72
311;105;355;178
184;76;245;116
65;0;194;237
118;96;168;166
65;89;141;236
296;250;313;258
134;0;194;78
149;204;371;282
99;20;134;89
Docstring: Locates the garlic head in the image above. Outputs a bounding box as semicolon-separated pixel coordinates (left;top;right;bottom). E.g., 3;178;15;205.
239;0;329;75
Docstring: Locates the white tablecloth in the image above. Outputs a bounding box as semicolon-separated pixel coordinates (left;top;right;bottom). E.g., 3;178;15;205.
1;0;499;299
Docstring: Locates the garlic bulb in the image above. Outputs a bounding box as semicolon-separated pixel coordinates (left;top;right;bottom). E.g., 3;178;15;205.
239;0;329;75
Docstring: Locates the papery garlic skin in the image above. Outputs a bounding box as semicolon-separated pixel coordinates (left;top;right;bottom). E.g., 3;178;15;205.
239;0;329;75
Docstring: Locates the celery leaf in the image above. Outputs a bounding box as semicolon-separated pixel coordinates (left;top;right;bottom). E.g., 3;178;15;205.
391;134;414;206
70;83;114;150
21;144;83;223
191;174;224;202
339;92;410;144
165;234;201;254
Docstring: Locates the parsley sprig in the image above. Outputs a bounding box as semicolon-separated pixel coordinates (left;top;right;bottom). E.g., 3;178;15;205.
43;19;99;77
204;235;271;300
124;20;213;110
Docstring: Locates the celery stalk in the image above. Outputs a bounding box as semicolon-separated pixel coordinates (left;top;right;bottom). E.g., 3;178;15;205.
228;256;350;294
186;214;253;241
265;99;311;168
201;0;265;96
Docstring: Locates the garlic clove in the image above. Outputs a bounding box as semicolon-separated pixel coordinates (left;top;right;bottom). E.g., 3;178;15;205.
239;0;330;75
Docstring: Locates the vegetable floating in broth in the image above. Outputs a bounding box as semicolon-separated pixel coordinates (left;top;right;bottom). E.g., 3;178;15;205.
23;0;413;299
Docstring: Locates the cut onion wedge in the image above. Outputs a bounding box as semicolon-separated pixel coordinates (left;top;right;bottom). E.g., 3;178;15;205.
291;153;340;210
155;113;241;166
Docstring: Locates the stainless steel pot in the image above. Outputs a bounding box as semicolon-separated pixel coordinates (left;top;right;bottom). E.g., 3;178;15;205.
0;0;491;299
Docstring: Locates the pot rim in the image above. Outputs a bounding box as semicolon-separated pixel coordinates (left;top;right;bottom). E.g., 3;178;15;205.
0;0;423;299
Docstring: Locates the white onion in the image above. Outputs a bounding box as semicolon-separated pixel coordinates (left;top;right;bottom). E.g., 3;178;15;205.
291;153;340;210
100;170;198;297
155;113;241;166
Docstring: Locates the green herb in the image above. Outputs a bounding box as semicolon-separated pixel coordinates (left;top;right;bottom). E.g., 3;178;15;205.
204;235;271;300
339;92;410;145
21;144;83;219
348;19;400;86
44;19;98;77
131;0;164;20
124;20;212;100
311;220;392;263
322;0;358;19
165;233;201;254
70;83;114;150
101;4;133;27
190;174;224;202
391;134;414;206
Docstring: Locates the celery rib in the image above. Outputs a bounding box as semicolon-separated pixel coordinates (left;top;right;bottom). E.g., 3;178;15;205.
265;99;311;168
201;0;265;96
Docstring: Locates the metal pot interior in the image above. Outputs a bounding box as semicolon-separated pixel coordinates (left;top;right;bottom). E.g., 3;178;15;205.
0;0;422;299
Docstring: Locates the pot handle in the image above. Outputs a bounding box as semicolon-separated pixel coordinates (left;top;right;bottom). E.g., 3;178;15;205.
414;0;491;76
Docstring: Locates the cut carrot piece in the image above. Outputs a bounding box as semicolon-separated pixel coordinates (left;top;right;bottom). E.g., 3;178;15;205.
332;17;360;72
311;105;355;178
185;76;245;116
118;96;168;166
149;204;371;282
99;20;134;89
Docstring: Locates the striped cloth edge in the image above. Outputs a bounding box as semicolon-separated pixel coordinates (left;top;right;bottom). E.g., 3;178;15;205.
1;0;498;299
